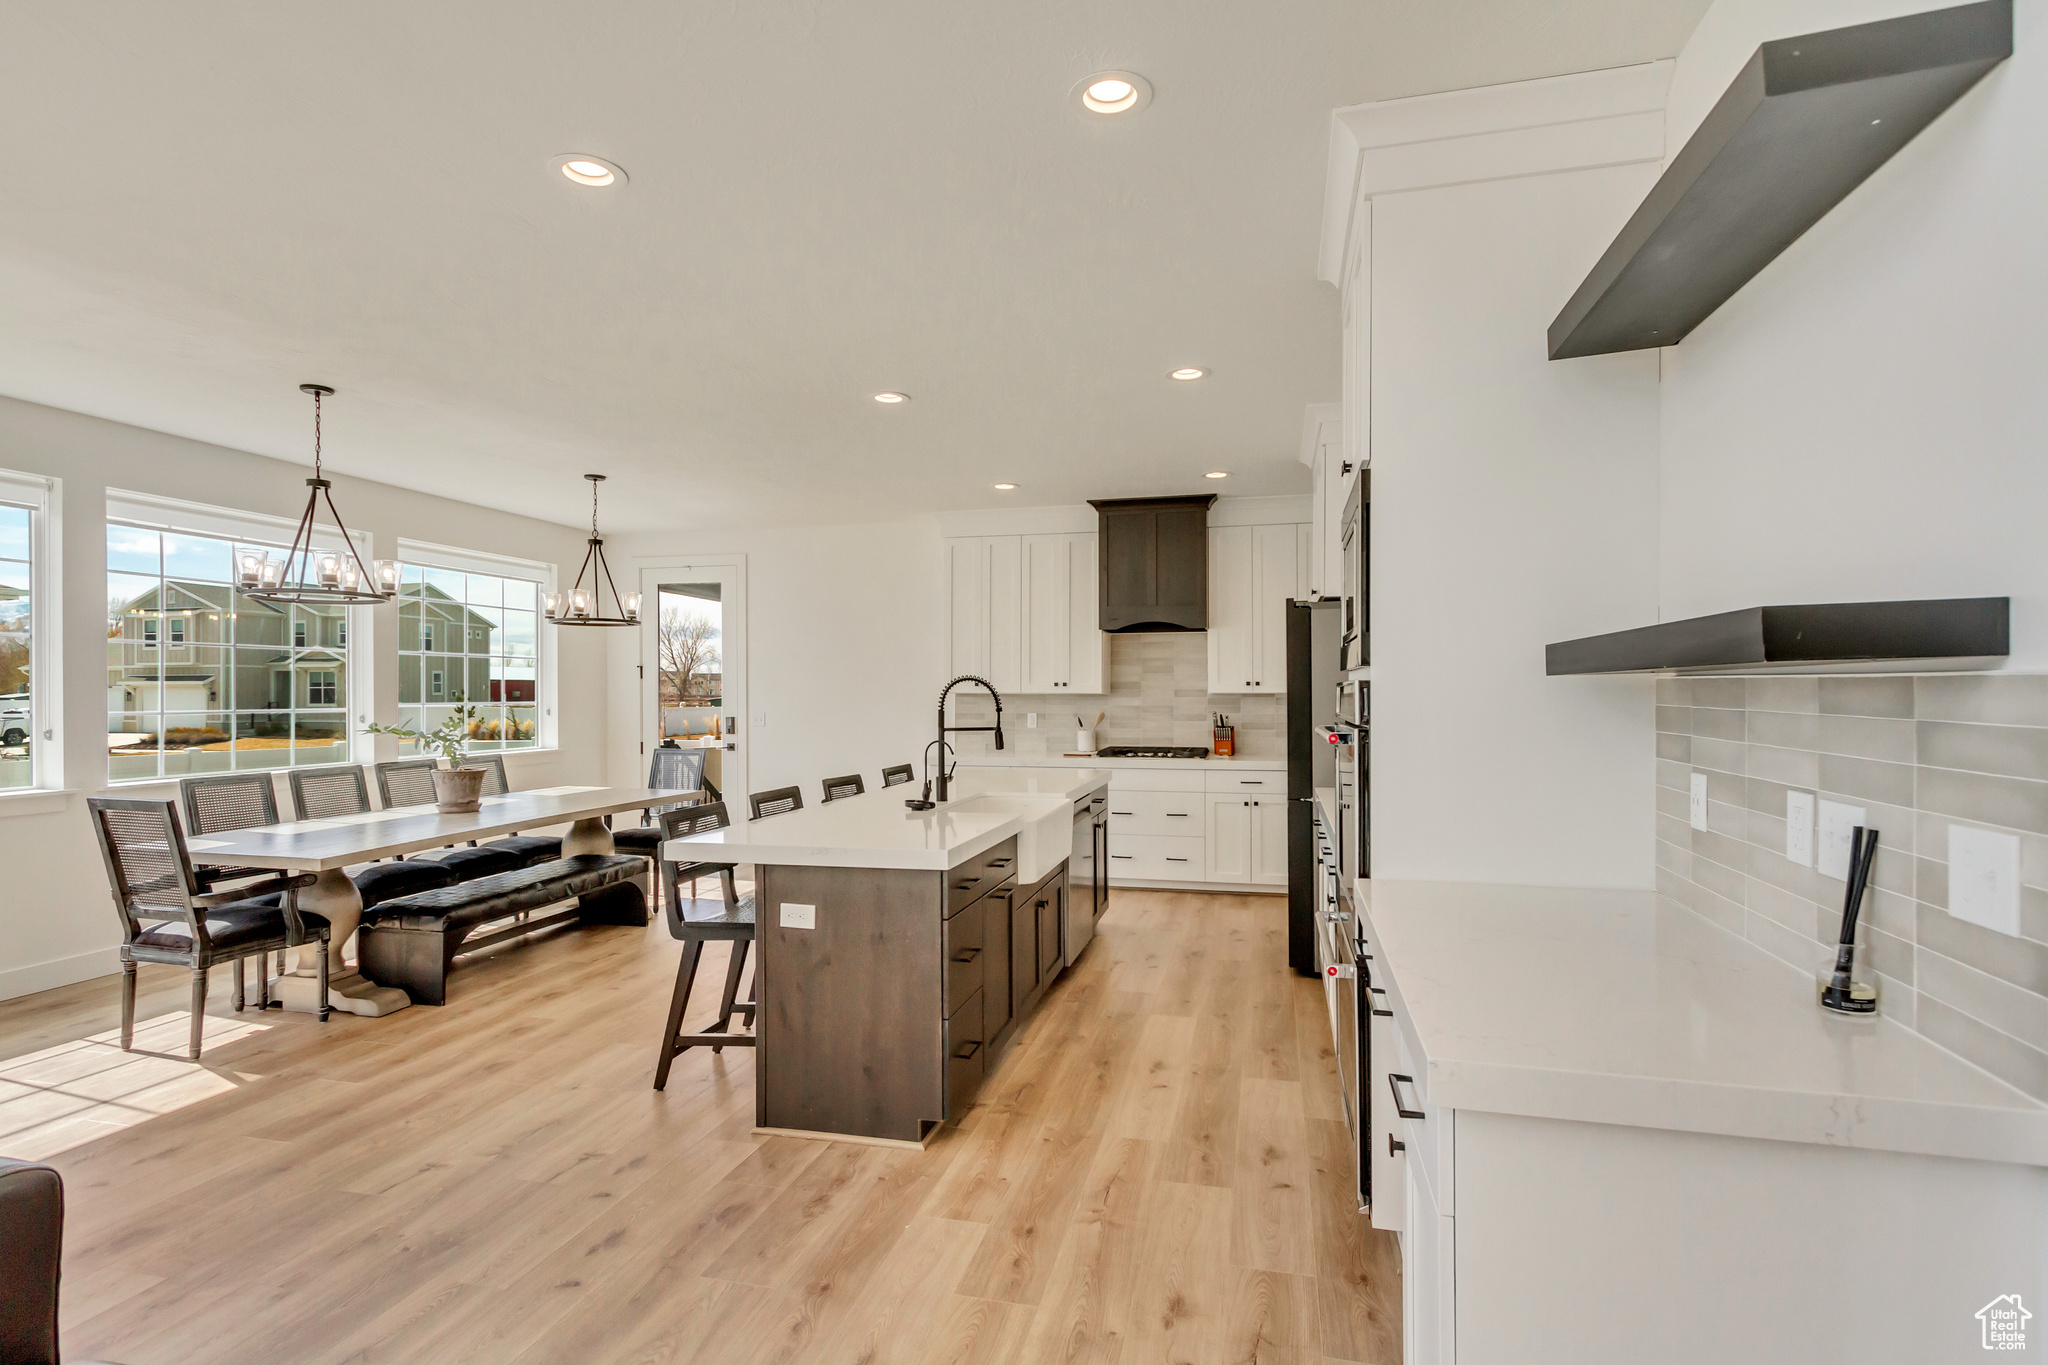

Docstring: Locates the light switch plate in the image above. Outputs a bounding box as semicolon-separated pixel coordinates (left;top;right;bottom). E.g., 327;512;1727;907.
1689;772;1709;831
1817;800;1868;881
1786;791;1815;868
779;902;816;930
1027;712;1037;728
1949;825;2020;936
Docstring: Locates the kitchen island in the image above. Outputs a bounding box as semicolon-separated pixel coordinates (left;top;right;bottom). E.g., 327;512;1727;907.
667;767;1109;1144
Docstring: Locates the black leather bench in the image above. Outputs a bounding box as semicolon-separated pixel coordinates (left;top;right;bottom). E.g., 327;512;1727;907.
358;854;648;1005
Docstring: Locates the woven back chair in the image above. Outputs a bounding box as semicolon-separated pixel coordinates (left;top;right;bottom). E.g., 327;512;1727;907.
748;786;803;820
471;754;510;797
288;766;371;821
821;773;865;803
373;758;440;810
880;764;915;788
652;800;756;1088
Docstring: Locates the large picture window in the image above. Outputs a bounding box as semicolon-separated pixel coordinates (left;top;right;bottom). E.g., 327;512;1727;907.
396;562;540;753
107;520;352;781
0;497;36;791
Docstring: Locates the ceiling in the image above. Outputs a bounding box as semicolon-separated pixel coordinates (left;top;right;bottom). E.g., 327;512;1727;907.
0;0;1710;531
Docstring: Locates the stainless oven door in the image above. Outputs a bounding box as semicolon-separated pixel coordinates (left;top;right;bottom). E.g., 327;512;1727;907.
1320;893;1365;1211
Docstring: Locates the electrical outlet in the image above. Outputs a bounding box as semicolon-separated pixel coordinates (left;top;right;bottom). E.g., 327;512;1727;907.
1786;791;1815;868
1027;712;1037;729
1950;825;2020;936
1689;772;1709;831
1817;799;1868;880
779;902;816;930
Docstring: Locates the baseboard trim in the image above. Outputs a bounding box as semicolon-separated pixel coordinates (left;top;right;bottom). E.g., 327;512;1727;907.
0;946;121;1004
1109;879;1286;896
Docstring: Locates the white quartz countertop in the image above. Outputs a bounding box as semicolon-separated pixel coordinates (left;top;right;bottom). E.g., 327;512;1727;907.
1362;880;2048;1167
667;768;1109;872
959;754;1284;772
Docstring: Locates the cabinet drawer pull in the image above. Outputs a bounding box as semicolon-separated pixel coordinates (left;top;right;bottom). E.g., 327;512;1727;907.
988;858;1012;867
951;1040;982;1060
1166;856;1189;863
1110;855;1132;861
951;948;981;962
1166;812;1189;818
1368;986;1392;1018
1388;1073;1424;1120
1389;1133;1405;1156
1111;810;1133;817
1239;779;1266;785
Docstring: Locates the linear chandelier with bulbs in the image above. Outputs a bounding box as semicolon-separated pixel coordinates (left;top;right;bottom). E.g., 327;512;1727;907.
239;384;402;605
545;474;641;627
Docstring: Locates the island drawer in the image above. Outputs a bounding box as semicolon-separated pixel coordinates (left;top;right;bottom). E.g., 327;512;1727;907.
945;907;985;1017
947;837;1019;917
946;988;985;1120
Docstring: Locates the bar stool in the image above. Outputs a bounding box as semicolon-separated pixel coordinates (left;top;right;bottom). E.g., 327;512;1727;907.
652;801;757;1090
820;773;864;802
748;786;802;820
880;764;915;788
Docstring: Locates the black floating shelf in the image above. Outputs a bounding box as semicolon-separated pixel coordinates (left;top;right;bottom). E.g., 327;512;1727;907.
1548;0;2011;360
1546;598;2009;675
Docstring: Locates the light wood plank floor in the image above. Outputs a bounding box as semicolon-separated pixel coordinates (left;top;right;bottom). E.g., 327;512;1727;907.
0;887;1401;1364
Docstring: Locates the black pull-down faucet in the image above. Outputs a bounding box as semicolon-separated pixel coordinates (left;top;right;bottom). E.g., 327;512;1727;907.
929;674;1005;804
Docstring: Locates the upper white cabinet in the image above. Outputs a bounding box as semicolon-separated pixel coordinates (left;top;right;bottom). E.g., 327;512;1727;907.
947;533;1106;695
1207;522;1302;693
945;536;1021;693
1020;533;1108;693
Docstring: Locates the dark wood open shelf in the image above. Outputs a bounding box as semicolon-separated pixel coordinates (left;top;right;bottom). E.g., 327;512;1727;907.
1548;0;2011;361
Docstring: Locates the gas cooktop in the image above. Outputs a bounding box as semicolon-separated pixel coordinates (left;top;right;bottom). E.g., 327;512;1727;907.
1093;746;1211;759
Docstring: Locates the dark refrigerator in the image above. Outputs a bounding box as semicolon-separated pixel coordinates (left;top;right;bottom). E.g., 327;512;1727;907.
1286;599;1340;975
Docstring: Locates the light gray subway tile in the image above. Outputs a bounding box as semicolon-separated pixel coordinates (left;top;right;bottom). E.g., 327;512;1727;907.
1692;849;1746;906
1747;839;1838;908
1817;714;1915;764
1918;948;2048;1054
1690;707;1745;741
1684;877;1745;935
1693;826;1748;876
1655;706;1691;736
1745;677;1818;713
1656;678;1693;705
1657;732;1692;763
1746;744;1821;790
1917;766;2048;838
1916;675;2048;727
2026;886;2048;945
1656;836;1692;879
1656;813;1693;852
1843;796;1917;864
1706;797;1746;842
1745;775;1793;817
1861;888;1916;941
1747;878;1817;937
1817;754;1915;808
1860;926;1913;986
1872;972;1916;1026
1655;784;1689;821
1690;678;1746;709
1747;710;1819;750
1750;810;1788;858
1690;738;1746;776
1918;996;2048;1102
1913;856;1947;913
1919;720;2048;783
1747;910;1824;977
1918;902;2048;995
1656;758;1691;792
1819;677;1915;719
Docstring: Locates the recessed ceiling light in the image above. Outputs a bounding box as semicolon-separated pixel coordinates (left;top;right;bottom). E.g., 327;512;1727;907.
994;483;1018;491
552;153;627;188
1204;471;1229;479
873;391;909;404
1170;367;1207;381
1074;71;1152;115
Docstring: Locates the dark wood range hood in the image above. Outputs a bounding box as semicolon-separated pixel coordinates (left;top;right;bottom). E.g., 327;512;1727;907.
1088;495;1215;632
1546;597;2009;675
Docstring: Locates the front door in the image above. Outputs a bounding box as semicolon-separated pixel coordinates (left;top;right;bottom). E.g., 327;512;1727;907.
639;562;745;805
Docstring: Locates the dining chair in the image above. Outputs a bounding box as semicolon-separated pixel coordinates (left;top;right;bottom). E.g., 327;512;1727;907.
613;748;708;867
466;754;563;864
372;758;525;880
880;764;915;788
748;786;803;820
89;797;330;1058
652;801;756;1089
286;768;457;907
821;773;864;802
179;771;284;890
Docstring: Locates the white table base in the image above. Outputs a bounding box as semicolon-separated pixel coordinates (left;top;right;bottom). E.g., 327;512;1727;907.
274;866;413;1016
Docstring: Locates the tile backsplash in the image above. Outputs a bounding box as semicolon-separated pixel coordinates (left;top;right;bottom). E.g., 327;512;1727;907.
950;633;1283;759
1656;674;2048;1100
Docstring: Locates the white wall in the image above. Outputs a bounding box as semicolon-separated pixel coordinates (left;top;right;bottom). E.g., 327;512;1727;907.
1658;0;2048;664
0;394;610;1000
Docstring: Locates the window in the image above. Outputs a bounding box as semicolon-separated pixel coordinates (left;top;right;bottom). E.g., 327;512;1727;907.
107;510;353;781
0;470;54;794
397;553;543;754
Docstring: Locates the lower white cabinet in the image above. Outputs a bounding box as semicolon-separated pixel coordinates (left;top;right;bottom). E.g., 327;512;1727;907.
1105;835;1205;880
1405;1156;1455;1365
1204;793;1287;885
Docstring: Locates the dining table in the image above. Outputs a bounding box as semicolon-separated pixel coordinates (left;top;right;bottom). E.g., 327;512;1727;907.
181;785;689;1016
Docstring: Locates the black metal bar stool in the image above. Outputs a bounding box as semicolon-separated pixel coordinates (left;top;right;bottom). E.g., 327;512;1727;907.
651;801;757;1090
748;786;802;819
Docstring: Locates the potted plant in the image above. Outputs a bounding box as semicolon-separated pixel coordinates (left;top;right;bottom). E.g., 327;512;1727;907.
365;695;487;813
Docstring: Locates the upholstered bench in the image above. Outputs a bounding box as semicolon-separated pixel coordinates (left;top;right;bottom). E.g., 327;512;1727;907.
357;854;648;1005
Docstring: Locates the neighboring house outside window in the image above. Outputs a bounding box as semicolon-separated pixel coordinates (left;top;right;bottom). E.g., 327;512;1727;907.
397;558;541;753
107;515;353;780
0;471;54;794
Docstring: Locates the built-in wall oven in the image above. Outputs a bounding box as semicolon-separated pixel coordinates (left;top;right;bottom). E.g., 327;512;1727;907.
1340;471;1368;671
1315;853;1367;1212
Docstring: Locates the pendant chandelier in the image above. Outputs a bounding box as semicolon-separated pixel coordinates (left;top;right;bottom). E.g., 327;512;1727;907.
545;474;641;627
238;384;401;605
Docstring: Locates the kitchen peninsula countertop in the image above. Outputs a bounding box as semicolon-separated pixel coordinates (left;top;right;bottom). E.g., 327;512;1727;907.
1363;880;2048;1166
958;754;1284;772
666;767;1108;872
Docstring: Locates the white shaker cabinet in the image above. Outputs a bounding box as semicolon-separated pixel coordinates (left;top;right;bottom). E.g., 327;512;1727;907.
946;535;1021;693
1202;792;1288;886
1019;532;1108;694
1206;522;1302;693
